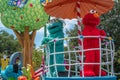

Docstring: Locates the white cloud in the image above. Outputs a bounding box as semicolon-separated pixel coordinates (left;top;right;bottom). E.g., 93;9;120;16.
63;19;77;35
64;19;77;24
37;27;44;33
35;27;45;48
64;19;77;28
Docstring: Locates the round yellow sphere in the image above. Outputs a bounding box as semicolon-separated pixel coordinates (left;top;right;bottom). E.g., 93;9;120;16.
18;76;27;80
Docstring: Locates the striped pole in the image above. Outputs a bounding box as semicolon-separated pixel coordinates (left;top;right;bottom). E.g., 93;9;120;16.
76;1;84;76
76;1;82;48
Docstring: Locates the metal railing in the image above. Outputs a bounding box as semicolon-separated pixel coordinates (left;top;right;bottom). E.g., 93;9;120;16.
43;36;115;78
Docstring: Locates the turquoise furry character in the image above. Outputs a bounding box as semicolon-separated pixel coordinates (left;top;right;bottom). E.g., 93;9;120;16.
42;19;65;76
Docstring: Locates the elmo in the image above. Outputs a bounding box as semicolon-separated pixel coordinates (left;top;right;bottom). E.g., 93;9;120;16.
80;10;106;76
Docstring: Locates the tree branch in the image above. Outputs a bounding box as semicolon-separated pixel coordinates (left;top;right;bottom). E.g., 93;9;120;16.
11;28;24;47
30;30;36;47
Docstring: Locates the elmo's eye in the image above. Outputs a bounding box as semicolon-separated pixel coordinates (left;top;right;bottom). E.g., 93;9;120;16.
90;10;97;14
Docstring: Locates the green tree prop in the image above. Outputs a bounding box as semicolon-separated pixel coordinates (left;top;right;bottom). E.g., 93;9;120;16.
0;0;48;67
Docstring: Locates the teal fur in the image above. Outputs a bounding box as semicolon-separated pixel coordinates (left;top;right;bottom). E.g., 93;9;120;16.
42;20;65;76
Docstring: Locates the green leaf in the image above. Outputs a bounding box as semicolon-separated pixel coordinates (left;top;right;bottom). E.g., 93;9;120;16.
1;0;49;32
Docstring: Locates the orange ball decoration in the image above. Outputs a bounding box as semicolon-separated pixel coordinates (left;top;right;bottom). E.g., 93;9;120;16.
18;76;28;80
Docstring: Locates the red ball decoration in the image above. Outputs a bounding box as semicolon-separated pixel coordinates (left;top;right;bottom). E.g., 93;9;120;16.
30;3;33;7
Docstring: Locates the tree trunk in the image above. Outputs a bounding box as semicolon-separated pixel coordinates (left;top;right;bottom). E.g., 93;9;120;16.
12;27;36;67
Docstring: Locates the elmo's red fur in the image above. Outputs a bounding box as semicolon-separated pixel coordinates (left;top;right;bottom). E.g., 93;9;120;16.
80;12;106;76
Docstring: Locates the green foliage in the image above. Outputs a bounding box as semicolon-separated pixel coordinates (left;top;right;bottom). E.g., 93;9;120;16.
1;0;48;32
66;25;78;47
114;50;120;79
0;0;16;13
0;30;22;57
0;0;7;12
65;25;80;70
100;2;120;51
100;1;120;78
32;49;43;70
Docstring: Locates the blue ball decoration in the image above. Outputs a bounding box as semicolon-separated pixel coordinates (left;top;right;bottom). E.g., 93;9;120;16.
80;35;84;39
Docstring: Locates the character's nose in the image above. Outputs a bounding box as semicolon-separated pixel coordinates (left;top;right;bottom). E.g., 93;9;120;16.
93;13;99;18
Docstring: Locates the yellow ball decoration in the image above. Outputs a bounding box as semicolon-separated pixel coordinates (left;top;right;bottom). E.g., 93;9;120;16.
64;37;68;40
108;37;112;40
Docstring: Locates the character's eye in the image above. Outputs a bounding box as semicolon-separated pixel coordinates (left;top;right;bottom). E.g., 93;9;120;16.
90;10;97;14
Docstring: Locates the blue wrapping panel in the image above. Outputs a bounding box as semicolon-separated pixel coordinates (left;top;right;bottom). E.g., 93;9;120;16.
45;76;116;80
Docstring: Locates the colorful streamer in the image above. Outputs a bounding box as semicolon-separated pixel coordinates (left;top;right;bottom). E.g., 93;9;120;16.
40;0;49;6
8;0;28;8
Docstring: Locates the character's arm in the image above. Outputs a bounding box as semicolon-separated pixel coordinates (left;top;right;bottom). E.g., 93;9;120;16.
100;30;106;36
41;37;53;45
100;30;106;40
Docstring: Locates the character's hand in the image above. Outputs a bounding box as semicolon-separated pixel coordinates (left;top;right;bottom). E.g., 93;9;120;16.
100;30;106;36
41;37;53;45
100;30;106;40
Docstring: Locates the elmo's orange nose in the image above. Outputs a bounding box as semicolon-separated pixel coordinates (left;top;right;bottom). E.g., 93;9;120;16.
93;13;99;18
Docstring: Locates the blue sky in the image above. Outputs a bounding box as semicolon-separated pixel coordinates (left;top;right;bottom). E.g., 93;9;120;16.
0;19;77;48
